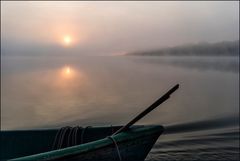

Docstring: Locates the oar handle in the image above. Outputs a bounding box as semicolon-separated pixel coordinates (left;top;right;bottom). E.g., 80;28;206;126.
113;84;179;135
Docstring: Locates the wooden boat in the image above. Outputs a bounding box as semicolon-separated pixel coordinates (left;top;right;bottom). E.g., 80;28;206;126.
0;84;179;161
0;125;164;161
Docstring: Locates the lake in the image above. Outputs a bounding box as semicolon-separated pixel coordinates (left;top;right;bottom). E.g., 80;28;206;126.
1;55;239;161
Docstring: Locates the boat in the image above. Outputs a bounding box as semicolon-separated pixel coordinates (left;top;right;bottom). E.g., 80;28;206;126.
0;84;179;161
0;125;163;161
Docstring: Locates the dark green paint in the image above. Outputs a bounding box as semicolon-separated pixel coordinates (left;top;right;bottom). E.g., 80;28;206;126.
0;125;164;161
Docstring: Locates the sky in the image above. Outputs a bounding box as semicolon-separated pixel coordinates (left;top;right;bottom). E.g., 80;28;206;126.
1;1;239;56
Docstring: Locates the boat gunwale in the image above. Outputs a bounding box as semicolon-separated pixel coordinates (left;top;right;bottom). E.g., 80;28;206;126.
9;125;164;161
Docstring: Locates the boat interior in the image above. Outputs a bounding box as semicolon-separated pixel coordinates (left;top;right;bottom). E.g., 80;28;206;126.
0;126;123;160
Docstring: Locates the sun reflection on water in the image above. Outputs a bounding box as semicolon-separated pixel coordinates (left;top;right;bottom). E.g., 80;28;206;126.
61;66;75;79
57;65;87;90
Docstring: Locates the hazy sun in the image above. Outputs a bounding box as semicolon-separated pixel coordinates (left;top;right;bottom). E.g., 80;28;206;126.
63;36;72;46
64;66;71;76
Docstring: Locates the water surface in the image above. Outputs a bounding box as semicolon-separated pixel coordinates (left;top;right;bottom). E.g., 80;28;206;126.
1;55;239;160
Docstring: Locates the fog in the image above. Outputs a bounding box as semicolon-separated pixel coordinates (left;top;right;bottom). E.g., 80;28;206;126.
1;56;239;130
1;1;239;56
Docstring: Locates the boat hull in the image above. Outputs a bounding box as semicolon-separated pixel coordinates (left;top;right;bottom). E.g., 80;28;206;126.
53;130;160;161
1;125;164;161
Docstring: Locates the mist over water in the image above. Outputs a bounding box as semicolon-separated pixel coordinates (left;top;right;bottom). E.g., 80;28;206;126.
133;56;239;73
1;55;239;160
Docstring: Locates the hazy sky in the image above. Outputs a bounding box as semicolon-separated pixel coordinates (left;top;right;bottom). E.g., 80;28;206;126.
1;1;239;55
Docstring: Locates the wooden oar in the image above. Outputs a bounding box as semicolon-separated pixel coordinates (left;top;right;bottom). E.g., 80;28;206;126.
113;84;179;135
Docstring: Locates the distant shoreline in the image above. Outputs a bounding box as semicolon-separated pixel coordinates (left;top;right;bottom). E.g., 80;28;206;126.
126;40;239;57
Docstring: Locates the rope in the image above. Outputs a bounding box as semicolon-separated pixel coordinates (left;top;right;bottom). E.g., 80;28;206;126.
81;126;91;144
74;126;80;145
57;126;70;149
71;127;77;146
52;127;64;150
52;126;122;161
67;127;74;147
107;136;122;161
52;126;91;150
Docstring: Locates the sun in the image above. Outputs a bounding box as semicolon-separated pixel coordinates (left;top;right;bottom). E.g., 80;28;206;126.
63;36;72;46
65;67;71;74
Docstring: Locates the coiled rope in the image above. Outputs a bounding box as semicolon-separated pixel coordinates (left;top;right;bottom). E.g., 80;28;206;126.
52;126;89;150
52;126;122;161
80;126;91;144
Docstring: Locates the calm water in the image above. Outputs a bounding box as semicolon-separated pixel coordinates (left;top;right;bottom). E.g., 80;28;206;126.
1;55;239;160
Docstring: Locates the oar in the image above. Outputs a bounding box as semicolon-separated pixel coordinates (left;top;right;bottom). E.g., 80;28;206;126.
112;84;179;135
